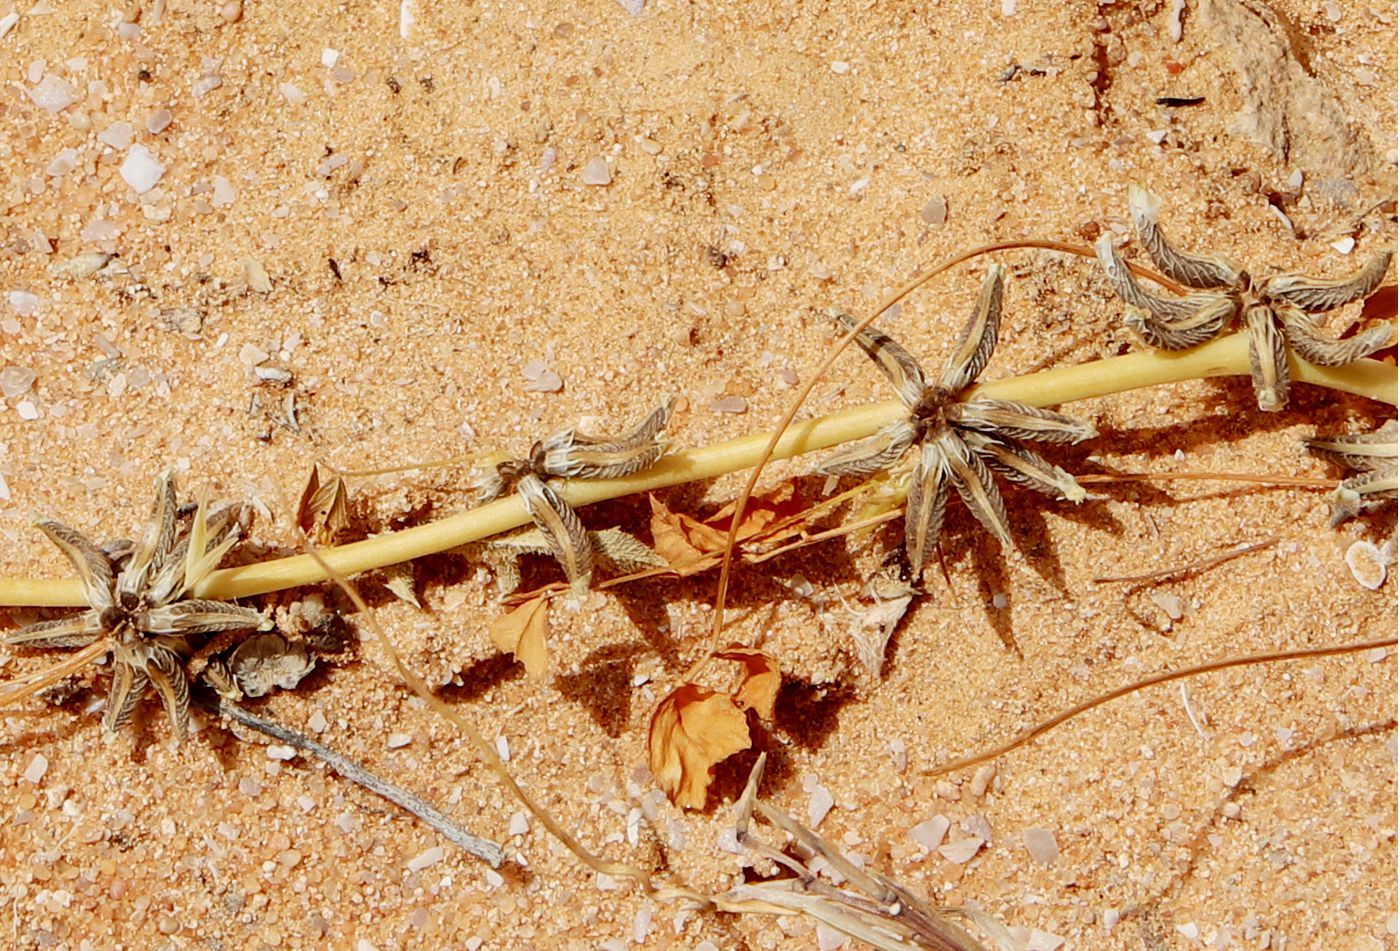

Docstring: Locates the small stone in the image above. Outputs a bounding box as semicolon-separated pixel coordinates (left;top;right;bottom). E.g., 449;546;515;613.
909;815;950;851
244;258;271;293
937;837;984;864
321;47;340;68
1330;236;1356;255
23;754;49;784
614;0;644;13
1022;828;1059;865
119;145;165;194
581;156;612;185
28;74;75;114
407;846;445;872
807;783;835;828
265;745;297;762
709;395;748;414
508;811;530;836
239;343;270;367
830;61;850;74
1346;541;1387;590
969;763;996;798
8;290;40;315
920;195;948;227
146;108;173;134
308;710;328;733
387;732;412;749
98;121;133;150
1;366;36;397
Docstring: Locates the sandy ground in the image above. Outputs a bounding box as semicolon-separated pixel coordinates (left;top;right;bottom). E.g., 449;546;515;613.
0;0;1395;949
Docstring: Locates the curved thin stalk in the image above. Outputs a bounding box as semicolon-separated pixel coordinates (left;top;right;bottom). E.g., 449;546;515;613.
0;337;1391;607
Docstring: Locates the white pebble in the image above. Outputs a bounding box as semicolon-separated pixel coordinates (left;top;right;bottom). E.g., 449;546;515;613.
308;710;328;733
970;763;996;797
211;176;237;206
146;108;173;134
279;82;306;105
1024;929;1066;951
581;156;612;185
98;121;133;150
239;343;270;367
265;744;297;761
8;290;40;315
1330;236;1356;255
483;868;505;889
495;735;510;763
1022;828;1060;865
46;148;77;177
119;144;165;194
830;61;850;74
920;195;947;227
28;74;74;114
321;47;340;68
508;811;530;837
387;732;412;749
615;0;644;13
23;754;49;784
909;815;950;851
709;395;748;414
0;12;18;39
17;400;39;420
1346;540;1387;590
406;845;445;872
399;0;416;38
1001;0;1017;15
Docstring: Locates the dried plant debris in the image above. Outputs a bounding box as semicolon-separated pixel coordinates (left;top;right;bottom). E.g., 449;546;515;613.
815;266;1095;579
475;397;673;594
841;565;917;679
295;464;351;546
727;754;1015;951
1306;419;1398;525
205;632;316;700
1097;185;1394;411
485;526;668;596
3;471;269;741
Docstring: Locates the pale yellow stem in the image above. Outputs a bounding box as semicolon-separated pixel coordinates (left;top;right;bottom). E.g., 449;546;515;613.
1;335;1392;607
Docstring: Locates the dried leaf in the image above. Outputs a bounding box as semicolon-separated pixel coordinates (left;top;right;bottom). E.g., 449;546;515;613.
715;646;781;719
648;495;729;573
488;595;551;679
648;684;752;809
381;562;421;608
703;480;803;544
296;465;350;546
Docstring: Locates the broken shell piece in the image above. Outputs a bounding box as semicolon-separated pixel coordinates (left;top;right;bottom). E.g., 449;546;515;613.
1345;540;1388;590
230;632;316;697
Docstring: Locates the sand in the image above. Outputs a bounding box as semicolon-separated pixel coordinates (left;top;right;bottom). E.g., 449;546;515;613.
0;0;1395;948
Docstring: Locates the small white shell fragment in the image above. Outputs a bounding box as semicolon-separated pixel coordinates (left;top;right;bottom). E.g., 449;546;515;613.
581;156;612;185
1022;828;1060;865
321;47;340;68
508;811;530;836
495;735;510;762
1330;236;1356;255
1149;590;1184;621
119;144;165;194
1345;540;1387;590
614;0;644;14
399;0;416;38
386;732;412;749
0;12;19;39
937;837;984;864
23;754;49;784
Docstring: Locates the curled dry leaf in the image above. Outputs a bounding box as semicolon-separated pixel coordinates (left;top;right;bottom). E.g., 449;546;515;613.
648;483;808;575
229;632;316;698
296;464;350;546
648;684;752;809
487;595;550;679
715;646;781;719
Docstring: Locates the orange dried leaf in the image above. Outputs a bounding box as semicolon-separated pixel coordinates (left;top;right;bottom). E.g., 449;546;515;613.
704;480;800;543
487;595;551;680
648;684;752;809
715;646;781;720
648;495;727;573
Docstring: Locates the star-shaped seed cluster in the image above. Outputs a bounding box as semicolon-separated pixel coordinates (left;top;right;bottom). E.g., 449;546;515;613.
1097;185;1394;412
476;398;672;593
816;265;1097;578
3;472;267;740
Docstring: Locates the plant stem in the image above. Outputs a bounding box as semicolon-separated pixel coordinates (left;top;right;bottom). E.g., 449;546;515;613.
0;334;1392;608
